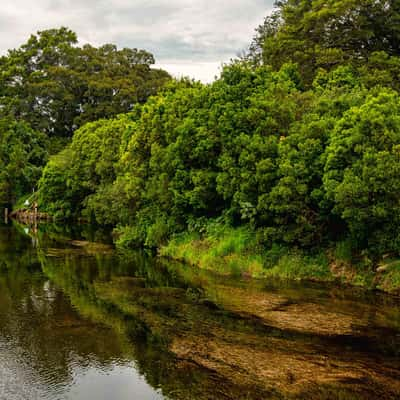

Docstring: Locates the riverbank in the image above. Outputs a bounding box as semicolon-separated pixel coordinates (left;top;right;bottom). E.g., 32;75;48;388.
10;208;53;222
7;193;53;223
2;222;400;400
159;226;400;295
9;211;400;295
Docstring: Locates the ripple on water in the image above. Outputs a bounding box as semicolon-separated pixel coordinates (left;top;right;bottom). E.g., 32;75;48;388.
0;339;61;400
0;337;164;400
1;223;400;400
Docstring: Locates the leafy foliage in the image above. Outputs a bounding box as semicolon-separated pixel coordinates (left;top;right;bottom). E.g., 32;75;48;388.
0;27;170;138
248;0;400;85
38;114;136;221
0;27;170;207
17;5;400;264
324;89;400;254
0;118;48;206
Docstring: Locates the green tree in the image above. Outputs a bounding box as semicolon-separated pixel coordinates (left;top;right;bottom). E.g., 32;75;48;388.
0;27;170;138
0;118;48;206
250;0;400;83
38;114;136;220
323;89;400;254
37;148;74;219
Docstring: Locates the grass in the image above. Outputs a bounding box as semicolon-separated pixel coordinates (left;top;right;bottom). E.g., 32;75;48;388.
263;252;333;281
160;224;334;282
160;224;400;294
160;226;266;277
13;192;36;211
377;260;400;294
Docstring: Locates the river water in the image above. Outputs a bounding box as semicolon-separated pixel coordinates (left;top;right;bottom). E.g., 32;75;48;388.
0;222;399;399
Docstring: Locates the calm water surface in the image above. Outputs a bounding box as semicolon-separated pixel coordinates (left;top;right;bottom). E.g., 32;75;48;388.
0;222;400;399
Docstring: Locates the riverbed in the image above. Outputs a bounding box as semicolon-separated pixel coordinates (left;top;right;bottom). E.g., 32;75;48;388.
0;222;399;399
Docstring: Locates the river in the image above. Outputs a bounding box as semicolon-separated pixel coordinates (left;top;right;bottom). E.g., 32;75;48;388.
0;222;399;399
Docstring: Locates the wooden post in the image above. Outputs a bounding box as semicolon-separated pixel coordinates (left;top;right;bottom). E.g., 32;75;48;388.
4;208;8;223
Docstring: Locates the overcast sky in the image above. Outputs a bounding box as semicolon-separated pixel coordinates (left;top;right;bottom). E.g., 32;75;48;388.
0;0;274;82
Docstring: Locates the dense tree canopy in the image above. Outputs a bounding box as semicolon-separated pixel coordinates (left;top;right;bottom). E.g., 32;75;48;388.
37;61;400;258
38;114;135;220
0;118;48;206
7;2;400;263
248;0;400;84
0;27;170;138
0;27;170;209
323;89;400;253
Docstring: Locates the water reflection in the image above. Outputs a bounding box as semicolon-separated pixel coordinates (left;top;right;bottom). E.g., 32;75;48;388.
0;222;400;399
0;224;163;400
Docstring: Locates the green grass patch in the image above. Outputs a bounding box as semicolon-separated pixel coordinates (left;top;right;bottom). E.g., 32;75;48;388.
377;260;400;293
160;224;400;293
160;225;265;277
13;192;37;211
263;252;333;281
160;224;333;281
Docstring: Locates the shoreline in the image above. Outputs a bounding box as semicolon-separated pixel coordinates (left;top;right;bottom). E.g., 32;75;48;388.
9;208;53;223
8;213;400;296
159;228;400;296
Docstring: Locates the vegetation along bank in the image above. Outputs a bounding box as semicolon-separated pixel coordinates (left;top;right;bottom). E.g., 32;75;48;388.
2;1;400;293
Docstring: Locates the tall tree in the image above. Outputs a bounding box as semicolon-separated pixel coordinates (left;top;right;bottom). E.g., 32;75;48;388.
249;0;400;83
0;118;48;206
0;28;170;138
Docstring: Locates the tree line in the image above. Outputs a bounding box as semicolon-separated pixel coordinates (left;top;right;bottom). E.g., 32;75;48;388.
2;0;400;261
0;27;170;206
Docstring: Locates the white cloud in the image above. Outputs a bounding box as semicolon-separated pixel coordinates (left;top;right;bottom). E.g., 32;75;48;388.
156;61;223;83
0;0;274;82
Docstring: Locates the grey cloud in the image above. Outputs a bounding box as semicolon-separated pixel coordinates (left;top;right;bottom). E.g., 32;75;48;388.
0;0;274;81
115;34;240;61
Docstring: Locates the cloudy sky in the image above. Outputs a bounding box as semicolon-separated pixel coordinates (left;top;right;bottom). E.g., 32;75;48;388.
0;0;274;82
